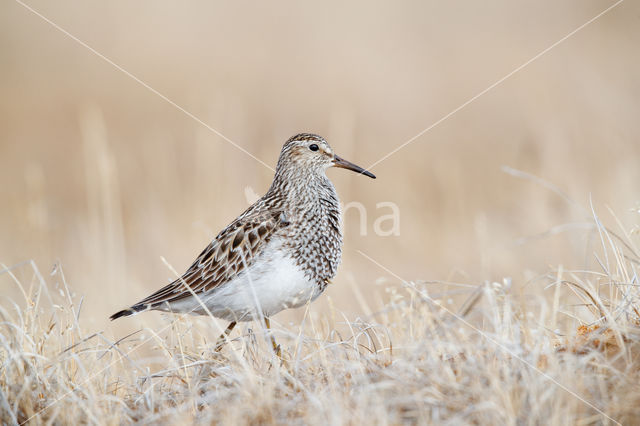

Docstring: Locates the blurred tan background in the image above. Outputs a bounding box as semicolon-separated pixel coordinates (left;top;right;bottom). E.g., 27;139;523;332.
1;0;639;330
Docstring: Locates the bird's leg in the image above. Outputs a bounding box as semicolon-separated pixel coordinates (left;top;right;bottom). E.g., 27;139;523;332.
264;317;281;358
214;321;237;352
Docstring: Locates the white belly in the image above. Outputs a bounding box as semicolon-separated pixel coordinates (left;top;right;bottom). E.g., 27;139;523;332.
168;239;322;321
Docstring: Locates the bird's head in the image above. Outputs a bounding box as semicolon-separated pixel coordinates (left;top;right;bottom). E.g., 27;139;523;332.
277;133;376;179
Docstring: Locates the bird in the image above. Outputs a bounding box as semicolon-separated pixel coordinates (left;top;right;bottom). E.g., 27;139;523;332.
110;133;376;352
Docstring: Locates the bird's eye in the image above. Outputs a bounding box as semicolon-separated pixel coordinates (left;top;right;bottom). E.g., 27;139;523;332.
309;144;319;151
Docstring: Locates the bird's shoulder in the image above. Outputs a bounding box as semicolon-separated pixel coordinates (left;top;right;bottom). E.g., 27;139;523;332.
197;204;288;266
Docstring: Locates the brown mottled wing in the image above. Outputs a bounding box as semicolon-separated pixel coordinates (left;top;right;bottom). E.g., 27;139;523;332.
130;209;287;310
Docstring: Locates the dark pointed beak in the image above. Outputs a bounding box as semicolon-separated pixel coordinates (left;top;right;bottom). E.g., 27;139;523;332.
332;155;376;179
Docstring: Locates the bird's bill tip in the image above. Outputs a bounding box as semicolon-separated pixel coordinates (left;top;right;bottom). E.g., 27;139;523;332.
332;155;376;179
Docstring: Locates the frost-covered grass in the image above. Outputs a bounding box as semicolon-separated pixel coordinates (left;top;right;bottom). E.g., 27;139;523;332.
1;216;639;425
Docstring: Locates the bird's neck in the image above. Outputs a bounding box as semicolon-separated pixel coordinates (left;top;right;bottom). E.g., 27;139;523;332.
269;169;338;211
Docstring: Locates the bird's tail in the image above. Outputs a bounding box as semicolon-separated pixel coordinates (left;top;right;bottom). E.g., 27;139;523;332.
109;304;146;321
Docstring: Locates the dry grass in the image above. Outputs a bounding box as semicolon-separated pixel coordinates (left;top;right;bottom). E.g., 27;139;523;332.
1;212;639;425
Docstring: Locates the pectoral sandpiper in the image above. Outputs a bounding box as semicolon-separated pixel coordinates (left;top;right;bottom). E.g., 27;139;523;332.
110;133;375;351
